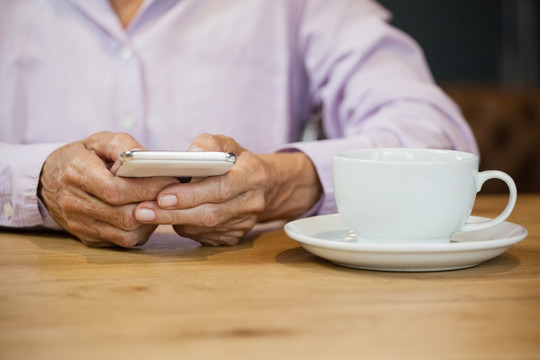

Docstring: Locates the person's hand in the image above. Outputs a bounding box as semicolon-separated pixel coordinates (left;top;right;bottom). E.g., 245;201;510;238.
39;131;179;247
133;134;322;246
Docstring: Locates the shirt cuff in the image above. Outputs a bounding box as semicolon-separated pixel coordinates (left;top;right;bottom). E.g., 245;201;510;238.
0;142;64;228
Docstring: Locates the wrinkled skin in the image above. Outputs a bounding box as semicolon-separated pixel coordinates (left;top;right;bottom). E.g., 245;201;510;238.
39;132;179;247
134;134;322;246
40;132;322;247
132;135;267;246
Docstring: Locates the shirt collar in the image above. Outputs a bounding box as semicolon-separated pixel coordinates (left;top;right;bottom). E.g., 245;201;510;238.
67;0;157;42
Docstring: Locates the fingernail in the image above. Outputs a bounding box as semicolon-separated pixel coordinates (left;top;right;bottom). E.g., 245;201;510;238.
136;208;155;221
188;145;204;152
159;195;177;207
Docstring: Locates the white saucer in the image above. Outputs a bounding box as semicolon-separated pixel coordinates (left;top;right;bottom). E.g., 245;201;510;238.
283;214;528;272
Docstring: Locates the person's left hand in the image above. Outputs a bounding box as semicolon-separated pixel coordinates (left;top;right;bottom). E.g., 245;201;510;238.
133;134;322;245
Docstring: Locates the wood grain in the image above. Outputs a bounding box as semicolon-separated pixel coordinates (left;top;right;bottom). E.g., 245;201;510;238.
1;194;539;360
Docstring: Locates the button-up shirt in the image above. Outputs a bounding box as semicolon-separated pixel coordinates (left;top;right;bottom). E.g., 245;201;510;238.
0;0;478;228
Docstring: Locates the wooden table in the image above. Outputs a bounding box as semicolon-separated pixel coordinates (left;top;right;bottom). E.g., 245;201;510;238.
1;194;539;359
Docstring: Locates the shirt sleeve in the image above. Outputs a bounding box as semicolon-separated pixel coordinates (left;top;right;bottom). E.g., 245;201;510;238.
277;0;479;215
0;142;64;229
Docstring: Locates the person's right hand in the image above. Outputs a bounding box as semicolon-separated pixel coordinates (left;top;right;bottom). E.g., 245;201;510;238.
38;131;179;247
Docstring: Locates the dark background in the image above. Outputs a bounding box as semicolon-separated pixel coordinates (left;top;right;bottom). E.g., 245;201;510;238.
378;0;540;192
378;0;539;86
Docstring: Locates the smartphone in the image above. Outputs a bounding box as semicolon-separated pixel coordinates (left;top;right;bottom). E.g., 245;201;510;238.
112;150;237;178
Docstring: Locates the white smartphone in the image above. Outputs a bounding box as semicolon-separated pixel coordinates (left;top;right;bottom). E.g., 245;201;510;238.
112;150;237;178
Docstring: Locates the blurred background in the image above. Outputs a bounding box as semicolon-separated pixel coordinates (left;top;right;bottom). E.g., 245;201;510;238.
379;0;540;193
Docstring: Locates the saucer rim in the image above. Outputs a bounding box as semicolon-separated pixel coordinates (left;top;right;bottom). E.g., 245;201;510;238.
284;214;528;253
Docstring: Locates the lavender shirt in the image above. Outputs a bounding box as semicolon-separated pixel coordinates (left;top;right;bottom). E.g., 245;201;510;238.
0;0;478;228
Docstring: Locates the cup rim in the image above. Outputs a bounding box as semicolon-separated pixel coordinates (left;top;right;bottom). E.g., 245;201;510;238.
334;148;478;164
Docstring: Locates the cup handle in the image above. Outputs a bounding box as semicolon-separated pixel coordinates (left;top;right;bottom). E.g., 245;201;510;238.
460;170;517;232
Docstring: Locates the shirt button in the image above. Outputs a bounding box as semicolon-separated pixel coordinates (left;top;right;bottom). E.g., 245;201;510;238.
3;203;13;219
120;45;134;61
122;115;136;130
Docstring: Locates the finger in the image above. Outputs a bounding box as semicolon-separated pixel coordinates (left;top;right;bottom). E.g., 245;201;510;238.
135;201;228;227
54;192;156;248
67;216;156;248
81;132;181;203
58;189;143;231
174;216;254;238
135;199;257;246
134;190;263;227
82;131;145;162
155;152;266;211
155;175;241;210
69;145;179;205
157;134;256;210
172;225;245;246
188;134;242;153
91;175;180;206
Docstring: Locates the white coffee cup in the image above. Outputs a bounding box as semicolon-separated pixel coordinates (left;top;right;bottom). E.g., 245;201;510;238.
333;148;517;244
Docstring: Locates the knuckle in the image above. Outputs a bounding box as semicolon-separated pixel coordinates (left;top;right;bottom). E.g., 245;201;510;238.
110;132;133;147
116;233;140;248
173;225;191;237
203;233;240;246
218;234;241;246
60;164;80;184
89;131;112;142
80;236;106;248
102;178;122;204
118;228;153;248
85;133;99;144
201;206;223;227
119;211;139;231
193;133;217;149
217;178;235;201
143;183;164;200
78;236;95;246
212;134;234;148
101;131;139;154
239;216;258;232
225;238;240;246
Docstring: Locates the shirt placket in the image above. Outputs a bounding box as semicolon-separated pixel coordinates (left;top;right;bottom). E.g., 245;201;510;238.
68;0;147;143
113;40;145;142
